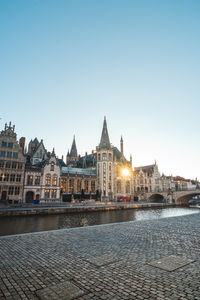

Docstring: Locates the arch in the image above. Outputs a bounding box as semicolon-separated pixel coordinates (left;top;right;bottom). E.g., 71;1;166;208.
148;193;164;203
26;191;34;203
176;192;200;205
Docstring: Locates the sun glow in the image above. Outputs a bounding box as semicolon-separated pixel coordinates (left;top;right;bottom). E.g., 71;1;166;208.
122;168;130;177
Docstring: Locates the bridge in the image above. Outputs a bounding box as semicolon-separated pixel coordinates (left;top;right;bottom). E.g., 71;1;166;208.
138;189;200;205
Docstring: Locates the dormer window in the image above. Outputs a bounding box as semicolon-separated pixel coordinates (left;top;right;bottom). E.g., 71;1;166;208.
51;162;54;171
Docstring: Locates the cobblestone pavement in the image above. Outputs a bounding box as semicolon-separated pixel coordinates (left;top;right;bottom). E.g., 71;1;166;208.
0;213;200;299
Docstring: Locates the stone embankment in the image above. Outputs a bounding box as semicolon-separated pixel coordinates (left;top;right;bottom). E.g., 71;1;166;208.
0;213;199;299
0;202;178;217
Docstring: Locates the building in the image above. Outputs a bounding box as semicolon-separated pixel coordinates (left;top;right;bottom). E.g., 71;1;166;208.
63;117;134;201
0;122;26;203
24;148;62;202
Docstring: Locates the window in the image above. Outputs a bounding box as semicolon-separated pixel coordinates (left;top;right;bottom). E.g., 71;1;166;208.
35;176;40;185
0;161;4;168
52;175;57;186
117;181;121;193
102;153;107;160
16;174;21;182
13;152;18;159
0;151;6;157
60;177;67;193
51;162;54;171
4;174;9;181
15;187;20;195
91;181;95;193
51;189;57;198
109;164;112;171
77;179;81;193
45;174;51;186
44;189;50;198
40;151;42;158
8;186;14;195
18;163;22;169
69;179;74;193
27;175;33;185
0;174;3;181
8;143;13;148
126;181;130;193
7;152;12;158
1;141;7;147
84;180;89;193
98;153;101;160
10;174;15;182
5;162;11;169
12;162;17;169
109;153;112;161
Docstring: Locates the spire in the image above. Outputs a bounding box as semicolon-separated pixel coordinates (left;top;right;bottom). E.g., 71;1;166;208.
99;116;111;150
70;135;78;157
120;135;124;156
51;148;55;156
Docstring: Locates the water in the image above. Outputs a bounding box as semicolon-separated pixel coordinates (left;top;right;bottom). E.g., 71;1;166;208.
0;207;199;236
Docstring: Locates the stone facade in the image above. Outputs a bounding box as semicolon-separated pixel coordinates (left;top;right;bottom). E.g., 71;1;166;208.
24;149;61;202
0;122;26;203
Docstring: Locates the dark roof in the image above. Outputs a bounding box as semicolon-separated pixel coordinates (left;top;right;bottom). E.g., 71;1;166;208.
69;136;78;157
76;153;96;168
58;159;67;167
134;164;155;174
98;117;111;150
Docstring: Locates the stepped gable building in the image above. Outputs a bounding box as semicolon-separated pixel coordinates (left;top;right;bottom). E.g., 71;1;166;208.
133;162;161;194
0;122;26;203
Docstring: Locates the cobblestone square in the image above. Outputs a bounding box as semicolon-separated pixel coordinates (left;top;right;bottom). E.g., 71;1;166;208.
0;213;200;299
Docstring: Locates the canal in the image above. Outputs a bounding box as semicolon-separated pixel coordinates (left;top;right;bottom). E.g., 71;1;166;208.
0;207;199;236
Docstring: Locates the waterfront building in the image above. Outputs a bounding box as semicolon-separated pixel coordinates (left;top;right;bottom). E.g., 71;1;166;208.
0;122;26;203
24;148;62;202
64;117;134;201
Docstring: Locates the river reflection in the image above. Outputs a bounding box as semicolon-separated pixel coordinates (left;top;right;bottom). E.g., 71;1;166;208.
0;207;199;236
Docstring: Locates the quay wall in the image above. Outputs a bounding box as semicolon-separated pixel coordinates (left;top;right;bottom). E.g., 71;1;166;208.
0;203;179;217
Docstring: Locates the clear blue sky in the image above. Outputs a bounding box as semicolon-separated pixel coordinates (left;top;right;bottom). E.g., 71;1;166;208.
0;0;200;180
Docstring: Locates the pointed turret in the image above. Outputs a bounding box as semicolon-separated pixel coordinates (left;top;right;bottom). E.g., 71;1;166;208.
120;136;124;157
99;116;111;150
70;135;78;157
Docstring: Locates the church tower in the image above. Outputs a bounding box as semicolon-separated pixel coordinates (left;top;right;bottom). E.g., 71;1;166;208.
96;117;114;200
66;135;78;166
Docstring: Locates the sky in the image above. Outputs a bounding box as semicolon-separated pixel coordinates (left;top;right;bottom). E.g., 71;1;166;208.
0;0;200;180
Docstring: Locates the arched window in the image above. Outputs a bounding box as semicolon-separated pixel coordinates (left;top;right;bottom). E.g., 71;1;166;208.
45;174;51;186
84;180;89;193
102;153;107;160
52;175;57;186
108;153;112;161
77;180;81;193
91;181;95;193
126;181;130;194
117;181;121;193
69;179;74;193
98;153;101;160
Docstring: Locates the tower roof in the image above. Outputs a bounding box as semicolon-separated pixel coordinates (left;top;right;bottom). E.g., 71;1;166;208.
70;135;78;157
99;116;111;150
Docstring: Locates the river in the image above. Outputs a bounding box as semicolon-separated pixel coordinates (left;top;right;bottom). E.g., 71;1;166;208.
0;207;199;236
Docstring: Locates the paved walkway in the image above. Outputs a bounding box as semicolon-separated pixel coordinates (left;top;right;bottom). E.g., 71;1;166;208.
0;213;200;299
